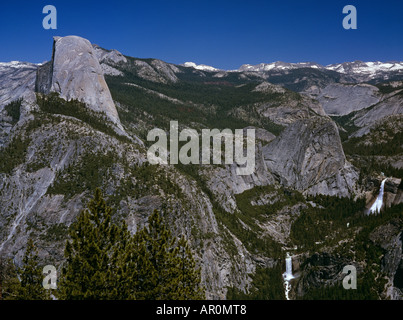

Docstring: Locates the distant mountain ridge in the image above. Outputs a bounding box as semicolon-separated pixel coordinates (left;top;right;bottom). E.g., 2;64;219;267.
182;60;403;74
182;60;403;82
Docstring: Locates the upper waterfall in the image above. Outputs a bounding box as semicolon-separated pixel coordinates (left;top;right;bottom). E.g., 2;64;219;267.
369;179;387;214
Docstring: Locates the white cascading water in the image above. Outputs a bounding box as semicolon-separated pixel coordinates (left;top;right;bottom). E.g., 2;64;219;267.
369;179;387;215
283;252;294;300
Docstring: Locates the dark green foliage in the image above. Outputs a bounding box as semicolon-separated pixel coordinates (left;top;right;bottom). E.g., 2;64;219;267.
337;113;403;157
0;258;20;300
301;280;380;300
343;131;403;157
331;114;359;141
36;92;131;143
0;240;54;300
124;211;205;300
175;235;205;300
14;239;50;300
131;163;183;198
57;189;205;300
57;188;124;299
307;194;366;221
298;203;403;300
107;164;184;212
106;71;285;135
0;134;31;174
214;201;283;258
40;223;69;242
235;185;304;220
291;195;365;250
47;148;183;210
138;209;180;299
259;119;285;137
376;82;403;94
175;164;282;257
354;204;403;250
113;226;154;299
137;210;204;300
265;68;342;92
230;185;304;256
4;99;22;124
109;66;270;112
47;151;118;198
227;264;286;300
357;160;403;181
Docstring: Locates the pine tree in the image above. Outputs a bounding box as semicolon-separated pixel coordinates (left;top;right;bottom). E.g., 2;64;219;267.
15;238;50;300
108;219;132;299
115;229;154;300
138;209;178;299
57;188;121;299
0;258;20;300
57;189;205;300
139;210;205;300
175;235;205;300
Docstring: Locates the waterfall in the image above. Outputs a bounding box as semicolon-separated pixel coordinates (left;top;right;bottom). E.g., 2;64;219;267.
369;179;387;215
283;253;294;300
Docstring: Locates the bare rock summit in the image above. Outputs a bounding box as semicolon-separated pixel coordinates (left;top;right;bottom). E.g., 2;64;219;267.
36;36;123;129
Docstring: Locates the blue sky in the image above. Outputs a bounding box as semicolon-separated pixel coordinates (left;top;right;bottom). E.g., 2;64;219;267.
0;0;402;70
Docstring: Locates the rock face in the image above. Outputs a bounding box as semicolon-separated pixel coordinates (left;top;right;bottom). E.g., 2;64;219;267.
131;59;180;84
353;92;403;128
257;95;326;125
384;178;403;208
295;252;356;298
369;220;403;299
263;116;358;196
0;62;38;147
317;83;381;116
36;36;122;128
0;61;38;108
202;145;277;213
92;44;127;65
92;44;127;76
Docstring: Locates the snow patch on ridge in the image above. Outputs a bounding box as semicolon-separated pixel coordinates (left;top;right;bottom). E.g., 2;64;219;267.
182;62;221;72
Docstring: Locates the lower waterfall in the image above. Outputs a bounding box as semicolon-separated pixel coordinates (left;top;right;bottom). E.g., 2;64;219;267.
282;253;294;300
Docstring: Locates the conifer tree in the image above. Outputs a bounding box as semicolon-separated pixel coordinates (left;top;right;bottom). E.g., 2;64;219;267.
15;238;50;300
175;235;205;300
139;209;179;299
57;189;205;300
57;188;121;299
139;210;205;300
114;228;154;300
107;219;132;299
0;258;20;300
